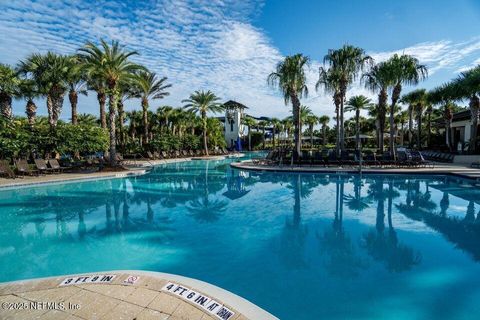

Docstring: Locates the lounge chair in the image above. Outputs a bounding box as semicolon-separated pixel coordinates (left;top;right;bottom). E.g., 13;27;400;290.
15;159;38;177
0;160;16;179
312;151;326;166
48;159;67;173
147;151;156;160
326;151;340;167
34;159;55;174
181;150;188;157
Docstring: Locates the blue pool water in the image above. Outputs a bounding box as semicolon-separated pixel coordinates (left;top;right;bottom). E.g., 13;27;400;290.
1;153;480;319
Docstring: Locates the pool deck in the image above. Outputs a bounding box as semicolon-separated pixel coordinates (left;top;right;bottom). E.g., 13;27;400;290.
230;161;480;181
0;271;277;320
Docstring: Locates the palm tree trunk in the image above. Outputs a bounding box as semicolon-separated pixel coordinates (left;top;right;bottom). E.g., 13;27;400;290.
322;125;326;147
69;90;78;125
310;124;314;147
98;91;107;129
142;97;149;145
408;105;414;147
108;92;117;166
26;99;37;128
339;87;346;153
262;126;266;149
469;95;479;153
445;105;453;151
378;88;387;153
118;101;125;151
417;104;422;149
202;114;208;156
46;95;54;127
427;111;432;148
355;110;360;151
272;127;276;148
248;127;252;151
50;85;64;128
390;84;401;158
291;94;302;156
0;93;13;119
335;102;340;155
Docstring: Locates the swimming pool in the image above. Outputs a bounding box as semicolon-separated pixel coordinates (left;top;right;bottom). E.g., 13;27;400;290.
1;153;480;319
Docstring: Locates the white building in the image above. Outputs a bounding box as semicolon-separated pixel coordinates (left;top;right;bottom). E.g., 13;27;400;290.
437;110;478;150
222;100;248;150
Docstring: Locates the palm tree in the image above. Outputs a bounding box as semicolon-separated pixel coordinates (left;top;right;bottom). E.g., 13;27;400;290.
0;64;20;120
429;83;458;151
86;77;107;129
131;71;171;144
78;39;144;165
258;120;267;149
318;115;330;147
317;66;342;154
403;89;428;149
18;52;71;128
268;54;309;156
77;113;98;126
345;95;372;150
323;45;372;153
66;56;87;125
305;114;319;148
269;117;281;147
396;110;409;146
362;61;392;152
242;116;257;151
385;54;428;156
454;66;480;152
182;90;223;155
18;79;40;127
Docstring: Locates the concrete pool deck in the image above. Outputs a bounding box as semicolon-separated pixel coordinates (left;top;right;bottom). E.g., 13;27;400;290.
0;271;277;320
230;161;480;181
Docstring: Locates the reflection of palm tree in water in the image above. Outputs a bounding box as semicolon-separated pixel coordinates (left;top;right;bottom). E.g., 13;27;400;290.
439;192;449;217
344;176;370;212
279;174;308;269
363;178;421;272
186;160;227;222
318;176;365;277
464;201;476;223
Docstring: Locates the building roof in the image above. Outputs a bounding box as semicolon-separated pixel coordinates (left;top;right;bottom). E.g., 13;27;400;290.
433;109;471;126
223;100;249;110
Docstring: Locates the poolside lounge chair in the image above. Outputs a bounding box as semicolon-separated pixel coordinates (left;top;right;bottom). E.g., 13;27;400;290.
326;151;340;167
48;159;67;173
34;159;55;174
147;151;156;160
181;150;188;157
15;159;38;177
312;151;326;166
0;160;16;179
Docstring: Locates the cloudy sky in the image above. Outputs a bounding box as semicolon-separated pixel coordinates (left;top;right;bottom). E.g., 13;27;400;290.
2;0;480;123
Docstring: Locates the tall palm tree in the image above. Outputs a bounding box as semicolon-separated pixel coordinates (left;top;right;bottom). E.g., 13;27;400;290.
454;66;480;152
87;77;107;129
18;52;70;128
323;45;372;153
18;79;40;127
318;115;330;147
78;39;144;165
403;89;428;148
0;64;20;120
305;114;319;147
317;66;342;154
66;56;87;125
258;120;267;149
182;90;223;155
396;110;409;146
131;71;171;144
268;54;309;156
345;95;372;150
362;61;392;152
385;54;428;156
242;116;257;151
269;117;281;147
157;105;175;132
429;83;458;151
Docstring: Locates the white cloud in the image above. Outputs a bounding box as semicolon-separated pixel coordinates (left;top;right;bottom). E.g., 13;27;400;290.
1;0;480;125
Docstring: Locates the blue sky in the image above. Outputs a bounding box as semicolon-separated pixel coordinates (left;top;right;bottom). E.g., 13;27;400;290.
2;0;480;122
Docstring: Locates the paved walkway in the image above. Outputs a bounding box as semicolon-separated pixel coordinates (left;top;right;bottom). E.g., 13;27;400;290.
230;161;480;181
0;271;277;320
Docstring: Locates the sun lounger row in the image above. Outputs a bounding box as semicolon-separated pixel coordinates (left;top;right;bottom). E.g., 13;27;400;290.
0;159;68;179
253;149;434;169
421;151;455;163
145;148;231;160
